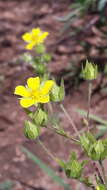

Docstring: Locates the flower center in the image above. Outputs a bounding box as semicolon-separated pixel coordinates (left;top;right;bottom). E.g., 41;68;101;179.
30;90;42;100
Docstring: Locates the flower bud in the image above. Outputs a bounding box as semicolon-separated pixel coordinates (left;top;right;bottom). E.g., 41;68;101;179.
42;53;52;63
24;120;40;139
34;108;48;126
65;152;85;179
35;44;46;54
89;140;105;160
50;80;65;102
66;160;82;179
34;56;41;64
36;63;46;75
96;184;106;190
80;133;90;152
82;60;98;80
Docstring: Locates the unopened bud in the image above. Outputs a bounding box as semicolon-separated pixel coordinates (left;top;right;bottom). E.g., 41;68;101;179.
50;80;65;102
42;53;52;63
35;44;46;54
82;60;98;80
36;63;46;75
24;120;40;139
34;108;48;126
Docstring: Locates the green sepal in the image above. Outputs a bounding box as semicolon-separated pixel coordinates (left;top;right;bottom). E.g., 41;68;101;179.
65;160;83;179
96;184;106;190
24;120;40;139
33;108;48;126
36;63;46;75
50;79;65;102
89;140;107;161
80;132;96;152
42;53;52;63
60;152;87;179
34;56;41;64
59;79;65;101
35;44;46;54
82;60;98;80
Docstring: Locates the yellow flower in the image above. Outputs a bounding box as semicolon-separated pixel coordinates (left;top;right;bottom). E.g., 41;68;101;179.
22;28;49;50
14;77;54;108
96;186;100;190
96;185;106;190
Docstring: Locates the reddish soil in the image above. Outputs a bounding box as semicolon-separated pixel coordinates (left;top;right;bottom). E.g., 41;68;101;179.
1;1;107;190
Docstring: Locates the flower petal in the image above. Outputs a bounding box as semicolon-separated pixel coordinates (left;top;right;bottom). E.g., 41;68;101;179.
14;85;30;97
32;28;41;36
41;80;54;95
27;77;40;90
25;42;35;50
39;95;49;103
22;33;32;42
38;32;49;43
20;98;35;108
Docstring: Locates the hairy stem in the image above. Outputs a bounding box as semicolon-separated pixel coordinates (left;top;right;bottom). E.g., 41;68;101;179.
60;104;80;138
87;81;92;131
45;125;80;144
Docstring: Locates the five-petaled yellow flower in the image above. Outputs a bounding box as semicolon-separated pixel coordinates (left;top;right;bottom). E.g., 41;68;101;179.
22;28;49;50
14;77;54;108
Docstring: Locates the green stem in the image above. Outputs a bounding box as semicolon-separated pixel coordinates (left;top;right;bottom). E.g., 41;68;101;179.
55;128;80;144
87;81;92;131
45;125;80;144
60;104;80;138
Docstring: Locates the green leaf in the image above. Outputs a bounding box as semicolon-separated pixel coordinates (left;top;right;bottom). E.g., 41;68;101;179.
22;147;71;190
70;152;77;161
96;125;107;139
55;10;79;22
75;108;107;126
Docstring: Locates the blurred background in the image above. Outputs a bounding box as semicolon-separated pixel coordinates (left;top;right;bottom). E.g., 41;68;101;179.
1;0;107;189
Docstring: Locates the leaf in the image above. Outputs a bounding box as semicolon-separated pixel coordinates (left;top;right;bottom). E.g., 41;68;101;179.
55;10;80;22
75;108;107;126
96;125;107;139
75;108;107;139
22;147;71;190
